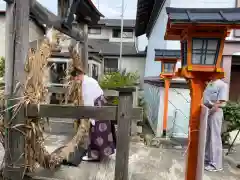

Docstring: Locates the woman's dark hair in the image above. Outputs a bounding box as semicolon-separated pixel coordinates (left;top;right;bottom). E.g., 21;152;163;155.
70;67;84;77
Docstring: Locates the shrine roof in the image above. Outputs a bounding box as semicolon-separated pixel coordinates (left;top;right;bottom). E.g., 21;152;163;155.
166;7;240;24
155;49;181;59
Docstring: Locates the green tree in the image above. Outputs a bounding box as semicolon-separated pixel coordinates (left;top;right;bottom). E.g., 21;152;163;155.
0;57;5;77
222;101;240;144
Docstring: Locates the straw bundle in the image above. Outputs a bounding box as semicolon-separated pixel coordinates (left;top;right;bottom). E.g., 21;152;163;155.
0;28;90;173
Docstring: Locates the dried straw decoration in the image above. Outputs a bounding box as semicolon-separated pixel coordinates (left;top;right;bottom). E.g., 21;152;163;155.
0;29;90;174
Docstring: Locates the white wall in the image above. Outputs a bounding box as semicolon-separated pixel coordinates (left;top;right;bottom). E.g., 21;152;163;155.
88;28;110;40
121;56;146;85
157;87;190;137
0;16;44;57
88;27;135;43
103;55;146;86
145;0;170;77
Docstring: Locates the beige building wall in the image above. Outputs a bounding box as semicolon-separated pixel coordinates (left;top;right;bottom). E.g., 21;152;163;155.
0;15;44;58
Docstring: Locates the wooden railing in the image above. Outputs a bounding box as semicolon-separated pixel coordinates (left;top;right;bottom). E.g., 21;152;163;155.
25;87;143;180
46;85;143;135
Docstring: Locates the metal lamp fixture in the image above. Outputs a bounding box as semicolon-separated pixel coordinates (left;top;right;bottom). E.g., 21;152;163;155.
155;52;179;137
162;61;177;74
180;35;223;72
163;7;240;180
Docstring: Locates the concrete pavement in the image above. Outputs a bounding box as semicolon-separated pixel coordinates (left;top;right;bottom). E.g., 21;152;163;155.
1;118;240;180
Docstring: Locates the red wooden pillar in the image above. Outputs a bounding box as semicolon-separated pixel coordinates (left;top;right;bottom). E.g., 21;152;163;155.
162;78;170;137
186;78;206;180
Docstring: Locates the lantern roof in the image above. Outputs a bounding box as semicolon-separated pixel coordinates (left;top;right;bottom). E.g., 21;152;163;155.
167;7;240;24
155;49;181;59
165;7;240;40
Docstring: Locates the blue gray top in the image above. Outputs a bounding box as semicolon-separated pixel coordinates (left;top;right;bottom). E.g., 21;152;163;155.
203;79;228;107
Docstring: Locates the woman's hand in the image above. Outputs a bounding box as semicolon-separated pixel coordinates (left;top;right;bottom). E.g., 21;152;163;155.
210;104;219;112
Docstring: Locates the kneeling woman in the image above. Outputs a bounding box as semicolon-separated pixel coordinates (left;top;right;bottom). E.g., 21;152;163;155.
71;67;116;161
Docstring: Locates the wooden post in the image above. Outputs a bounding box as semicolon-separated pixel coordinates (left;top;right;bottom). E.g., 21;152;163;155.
3;0;30;179
58;0;69;17
196;105;209;180
4;2;15;177
186;79;206;180
82;24;89;73
162;78;170;137
114;88;134;180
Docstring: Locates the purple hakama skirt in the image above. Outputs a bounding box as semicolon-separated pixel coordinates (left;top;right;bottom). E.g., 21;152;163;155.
88;95;116;160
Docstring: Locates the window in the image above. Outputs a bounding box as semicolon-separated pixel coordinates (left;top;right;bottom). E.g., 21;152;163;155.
112;29;133;38
49;62;67;84
104;58;118;73
92;64;99;80
192;38;220;65
163;63;175;73
88;27;101;34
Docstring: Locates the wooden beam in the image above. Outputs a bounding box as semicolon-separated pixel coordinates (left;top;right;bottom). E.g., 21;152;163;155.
114;90;133;180
62;0;82;29
26;104;143;121
103;89;119;97
31;0;84;41
47;86;68;94
47;87;120;97
3;0;30;179
27;104;116;120
82;23;89;73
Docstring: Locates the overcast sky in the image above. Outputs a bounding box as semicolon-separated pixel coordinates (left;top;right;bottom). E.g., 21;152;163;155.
0;0;138;19
0;0;147;50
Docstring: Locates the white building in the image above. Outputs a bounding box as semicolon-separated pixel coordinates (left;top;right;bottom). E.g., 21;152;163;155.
0;11;45;57
88;19;146;85
135;0;239;138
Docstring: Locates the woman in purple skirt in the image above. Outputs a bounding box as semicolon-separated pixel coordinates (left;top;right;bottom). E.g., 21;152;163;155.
71;67;116;161
83;95;117;161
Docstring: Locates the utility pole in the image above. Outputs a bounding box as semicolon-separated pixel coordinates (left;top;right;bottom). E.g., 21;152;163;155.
4;0;30;179
119;0;124;71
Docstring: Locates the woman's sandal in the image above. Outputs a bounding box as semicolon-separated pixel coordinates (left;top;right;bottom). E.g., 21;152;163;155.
204;164;223;172
82;155;100;162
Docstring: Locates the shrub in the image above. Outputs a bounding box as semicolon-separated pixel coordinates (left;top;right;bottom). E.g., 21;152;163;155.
99;69;139;106
222;101;240;144
0;57;5;77
99;69;139;89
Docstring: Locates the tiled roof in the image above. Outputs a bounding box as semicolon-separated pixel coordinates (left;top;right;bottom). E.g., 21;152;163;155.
155;49;181;59
97;19;135;28
88;39;146;57
166;7;240;23
135;0;165;37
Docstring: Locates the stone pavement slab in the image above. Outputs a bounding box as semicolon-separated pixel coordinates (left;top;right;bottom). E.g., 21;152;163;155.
224;144;240;168
1;119;240;180
29;142;240;180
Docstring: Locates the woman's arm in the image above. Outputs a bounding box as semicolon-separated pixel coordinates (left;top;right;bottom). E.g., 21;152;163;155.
212;82;228;110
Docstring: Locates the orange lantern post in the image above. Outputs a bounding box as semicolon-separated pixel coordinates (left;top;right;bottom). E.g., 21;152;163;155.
155;51;179;137
164;7;240;180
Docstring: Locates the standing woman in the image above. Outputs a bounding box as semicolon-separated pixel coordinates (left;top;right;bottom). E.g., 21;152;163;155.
71;67;116;162
203;78;228;172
